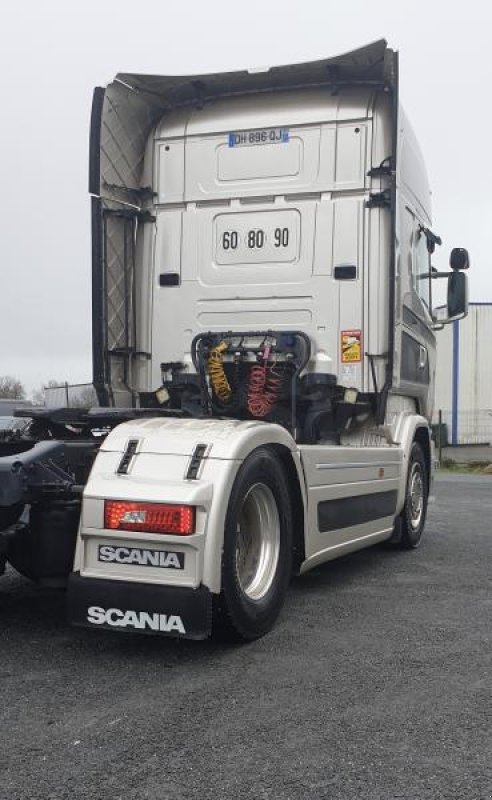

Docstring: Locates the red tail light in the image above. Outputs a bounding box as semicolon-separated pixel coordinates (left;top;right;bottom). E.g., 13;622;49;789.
104;500;195;535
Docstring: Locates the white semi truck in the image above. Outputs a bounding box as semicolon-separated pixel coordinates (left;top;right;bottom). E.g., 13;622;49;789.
0;41;469;640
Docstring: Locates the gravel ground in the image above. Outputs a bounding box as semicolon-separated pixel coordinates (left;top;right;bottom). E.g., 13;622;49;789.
1;473;492;800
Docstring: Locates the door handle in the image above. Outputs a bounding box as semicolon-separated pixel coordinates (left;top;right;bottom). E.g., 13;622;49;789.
419;345;427;369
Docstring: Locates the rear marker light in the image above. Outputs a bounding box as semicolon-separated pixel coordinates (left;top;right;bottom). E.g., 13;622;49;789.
104;501;195;535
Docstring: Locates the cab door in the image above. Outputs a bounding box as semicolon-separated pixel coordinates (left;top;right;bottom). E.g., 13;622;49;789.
398;208;436;417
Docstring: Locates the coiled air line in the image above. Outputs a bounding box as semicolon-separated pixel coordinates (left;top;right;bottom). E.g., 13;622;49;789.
208;341;232;402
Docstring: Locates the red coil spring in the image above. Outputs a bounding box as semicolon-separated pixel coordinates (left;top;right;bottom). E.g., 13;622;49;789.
247;360;283;418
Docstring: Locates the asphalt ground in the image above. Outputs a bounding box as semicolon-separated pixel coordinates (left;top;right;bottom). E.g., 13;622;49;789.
1;473;492;800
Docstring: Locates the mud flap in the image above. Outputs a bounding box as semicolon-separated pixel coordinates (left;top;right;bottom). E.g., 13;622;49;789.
68;573;213;640
385;515;403;546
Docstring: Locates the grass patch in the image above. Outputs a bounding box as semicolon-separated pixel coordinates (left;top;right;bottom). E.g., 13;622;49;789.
438;459;492;475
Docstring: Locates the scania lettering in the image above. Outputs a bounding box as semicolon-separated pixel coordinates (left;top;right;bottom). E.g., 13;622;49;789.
98;545;184;569
87;606;186;634
0;41;470;642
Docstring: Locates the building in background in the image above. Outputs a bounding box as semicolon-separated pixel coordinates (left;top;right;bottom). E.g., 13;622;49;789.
434;303;492;445
0;399;31;416
44;383;97;408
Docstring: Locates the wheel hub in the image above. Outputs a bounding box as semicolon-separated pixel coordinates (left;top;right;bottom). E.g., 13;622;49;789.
409;462;424;530
235;483;280;601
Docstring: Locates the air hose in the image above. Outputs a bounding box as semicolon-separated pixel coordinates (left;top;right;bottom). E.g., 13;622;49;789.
247;346;283;417
208;341;232;402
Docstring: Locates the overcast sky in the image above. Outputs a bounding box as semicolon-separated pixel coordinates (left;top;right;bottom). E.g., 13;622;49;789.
1;0;491;395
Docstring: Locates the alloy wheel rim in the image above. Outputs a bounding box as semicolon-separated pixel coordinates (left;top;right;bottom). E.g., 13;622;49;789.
409;462;424;530
235;483;281;601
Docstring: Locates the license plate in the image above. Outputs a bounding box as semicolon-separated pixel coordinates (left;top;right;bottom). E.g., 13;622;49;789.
97;544;185;570
228;127;289;147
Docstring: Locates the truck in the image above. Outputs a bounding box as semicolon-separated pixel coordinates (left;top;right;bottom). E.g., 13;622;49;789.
0;40;469;640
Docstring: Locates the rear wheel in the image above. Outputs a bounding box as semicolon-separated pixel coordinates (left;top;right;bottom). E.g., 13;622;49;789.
213;447;292;641
0;503;24;532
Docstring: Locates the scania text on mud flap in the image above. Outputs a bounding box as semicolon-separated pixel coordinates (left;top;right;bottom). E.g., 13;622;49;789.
86;607;186;634
0;41;469;640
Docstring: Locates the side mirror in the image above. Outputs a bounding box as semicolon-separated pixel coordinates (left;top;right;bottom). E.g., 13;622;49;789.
450;247;470;270
447;271;468;321
431;246;470;327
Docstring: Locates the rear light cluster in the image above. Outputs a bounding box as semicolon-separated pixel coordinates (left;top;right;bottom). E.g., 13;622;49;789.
104;500;195;535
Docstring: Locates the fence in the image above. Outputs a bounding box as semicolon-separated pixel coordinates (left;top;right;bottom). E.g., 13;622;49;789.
433;409;492;447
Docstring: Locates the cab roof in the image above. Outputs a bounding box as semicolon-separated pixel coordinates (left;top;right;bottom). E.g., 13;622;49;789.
115;39;395;110
91;40;397;203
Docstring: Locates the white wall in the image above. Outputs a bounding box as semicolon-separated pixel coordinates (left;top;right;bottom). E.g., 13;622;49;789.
433;304;492;445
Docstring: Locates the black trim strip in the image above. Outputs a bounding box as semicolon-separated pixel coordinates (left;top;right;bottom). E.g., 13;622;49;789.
334;265;357;280
116;438;140;474
401;331;430;385
90;88;109;405
159;273;181;287
186;443;208;480
377;50;399;424
89;87;105;196
402;305;436;347
91;196;109;405
317;490;397;532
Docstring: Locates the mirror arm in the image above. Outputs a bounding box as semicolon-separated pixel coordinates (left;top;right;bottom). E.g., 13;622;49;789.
431;271;450;279
421;270;450;280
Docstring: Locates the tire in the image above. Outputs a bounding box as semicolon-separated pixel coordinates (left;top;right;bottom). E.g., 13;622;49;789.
213;447;293;641
6;502;79;583
393;441;429;549
0;503;24;532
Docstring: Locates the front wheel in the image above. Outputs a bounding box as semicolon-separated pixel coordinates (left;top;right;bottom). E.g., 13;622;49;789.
213;447;293;641
397;441;429;549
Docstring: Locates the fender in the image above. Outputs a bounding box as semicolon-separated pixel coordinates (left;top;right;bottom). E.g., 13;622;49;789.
78;417;307;595
200;442;307;595
99;416;298;461
391;412;432;514
178;420;307;594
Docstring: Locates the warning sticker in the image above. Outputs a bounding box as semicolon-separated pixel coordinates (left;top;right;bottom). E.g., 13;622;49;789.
341;330;362;363
340;364;358;385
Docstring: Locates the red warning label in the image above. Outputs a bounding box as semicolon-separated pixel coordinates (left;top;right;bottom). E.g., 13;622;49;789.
341;330;362;363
